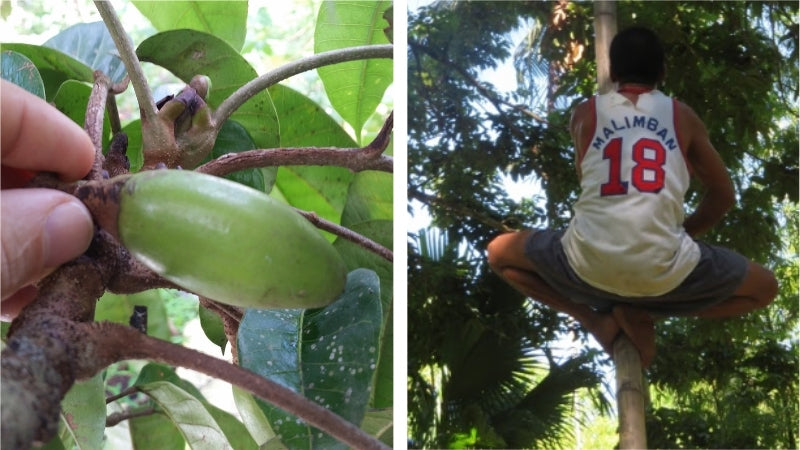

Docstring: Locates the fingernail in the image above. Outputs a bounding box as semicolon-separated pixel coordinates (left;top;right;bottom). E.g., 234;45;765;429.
43;201;94;268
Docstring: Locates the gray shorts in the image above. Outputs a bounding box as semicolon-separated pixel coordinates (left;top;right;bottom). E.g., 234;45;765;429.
524;229;749;315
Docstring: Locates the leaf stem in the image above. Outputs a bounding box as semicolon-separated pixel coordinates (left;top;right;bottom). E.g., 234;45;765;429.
94;1;157;126
213;44;393;126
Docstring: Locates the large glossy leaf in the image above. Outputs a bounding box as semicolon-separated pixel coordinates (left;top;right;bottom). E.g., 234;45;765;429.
333;220;392;408
58;374;105;450
237;269;382;449
274;166;353;236
136;29;280;150
137;381;230;450
130;413;185;450
267;84;357;148
340;171;392;226
337;170;393;408
0;43;93;101
267;84;358;228
314;1;392;142
1;50;45;98
134;364;257;449
44;22;127;84
132;1;248;52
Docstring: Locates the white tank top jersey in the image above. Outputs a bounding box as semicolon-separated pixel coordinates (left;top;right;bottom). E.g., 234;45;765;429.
561;89;701;297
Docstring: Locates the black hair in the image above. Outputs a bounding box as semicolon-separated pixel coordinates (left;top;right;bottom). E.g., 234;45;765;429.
609;26;665;85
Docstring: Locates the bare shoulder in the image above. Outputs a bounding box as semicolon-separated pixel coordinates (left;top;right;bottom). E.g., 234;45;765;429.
570;98;594;126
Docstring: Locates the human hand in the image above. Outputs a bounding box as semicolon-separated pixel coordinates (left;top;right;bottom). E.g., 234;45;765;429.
1;80;95;320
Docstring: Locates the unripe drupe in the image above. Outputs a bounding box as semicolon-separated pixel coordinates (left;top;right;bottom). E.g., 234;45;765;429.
116;170;347;309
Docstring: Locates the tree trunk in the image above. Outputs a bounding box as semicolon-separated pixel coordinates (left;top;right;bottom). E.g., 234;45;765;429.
593;1;617;94
613;334;647;449
592;2;648;448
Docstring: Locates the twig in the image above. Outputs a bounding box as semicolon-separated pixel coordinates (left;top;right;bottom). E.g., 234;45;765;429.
295;210;393;262
106;385;139;404
106;406;156;427
214;44;393;126
94;1;157;127
196;112;394;176
85;71;110;179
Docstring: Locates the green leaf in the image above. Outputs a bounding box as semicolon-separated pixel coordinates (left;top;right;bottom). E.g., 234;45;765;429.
341;171;393;226
0;43;93;101
134;363;206;401
198;305;228;354
44;22;127;84
1;50;45;98
130;413;185;450
274;166;353;237
206;404;259;450
333;220;392;408
121;119;144;172
268;84;361;227
94;290;172;341
132;1;248;52
134;364;258;449
136;29;280;150
337;171;392;408
314;1;392;142
237;269;383;449
360;408;393;446
267;84;358;148
137;381;231;450
208;119;272;192
59;374;105;450
232;385;275;446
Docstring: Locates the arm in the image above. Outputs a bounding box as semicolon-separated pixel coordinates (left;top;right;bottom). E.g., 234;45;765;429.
679;102;735;237
569;98;594;180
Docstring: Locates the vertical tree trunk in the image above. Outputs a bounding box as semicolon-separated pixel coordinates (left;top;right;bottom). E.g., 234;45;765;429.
592;2;648;448
593;1;617;94
613;334;647;449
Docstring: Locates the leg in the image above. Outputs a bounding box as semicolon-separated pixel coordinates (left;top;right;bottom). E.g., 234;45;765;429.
487;231;623;356
693;261;778;318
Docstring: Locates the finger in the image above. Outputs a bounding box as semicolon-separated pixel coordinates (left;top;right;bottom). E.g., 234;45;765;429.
1;189;94;300
1;80;95;181
0;286;38;321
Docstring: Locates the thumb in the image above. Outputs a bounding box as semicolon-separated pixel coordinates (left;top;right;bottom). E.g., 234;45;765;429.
1;189;94;301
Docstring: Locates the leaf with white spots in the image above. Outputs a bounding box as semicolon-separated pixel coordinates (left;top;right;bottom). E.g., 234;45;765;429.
237;269;382;449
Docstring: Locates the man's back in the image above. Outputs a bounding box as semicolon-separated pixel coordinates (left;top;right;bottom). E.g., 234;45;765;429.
563;89;700;297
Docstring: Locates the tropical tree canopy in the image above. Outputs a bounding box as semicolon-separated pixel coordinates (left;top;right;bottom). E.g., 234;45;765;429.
408;1;798;448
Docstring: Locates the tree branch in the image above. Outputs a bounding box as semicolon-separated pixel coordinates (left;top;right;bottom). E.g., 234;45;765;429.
213;44;393;126
94;1;157;126
196;112;394;176
106;406;156;427
85;71;111;180
295;210;393;262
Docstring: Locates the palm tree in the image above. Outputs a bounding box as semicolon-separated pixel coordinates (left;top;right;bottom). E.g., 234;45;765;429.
408;227;609;448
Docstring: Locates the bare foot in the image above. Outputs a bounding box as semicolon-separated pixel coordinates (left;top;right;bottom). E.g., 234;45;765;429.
612;305;656;367
582;311;622;356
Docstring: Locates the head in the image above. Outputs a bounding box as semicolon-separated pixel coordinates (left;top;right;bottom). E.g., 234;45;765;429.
609;26;665;85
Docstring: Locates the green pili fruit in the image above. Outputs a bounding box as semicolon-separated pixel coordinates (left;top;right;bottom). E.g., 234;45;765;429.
117;170;347;309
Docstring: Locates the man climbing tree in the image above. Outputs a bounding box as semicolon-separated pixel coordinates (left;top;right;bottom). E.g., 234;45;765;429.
487;26;778;367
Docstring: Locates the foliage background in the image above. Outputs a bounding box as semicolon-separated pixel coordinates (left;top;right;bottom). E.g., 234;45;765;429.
408;1;798;448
